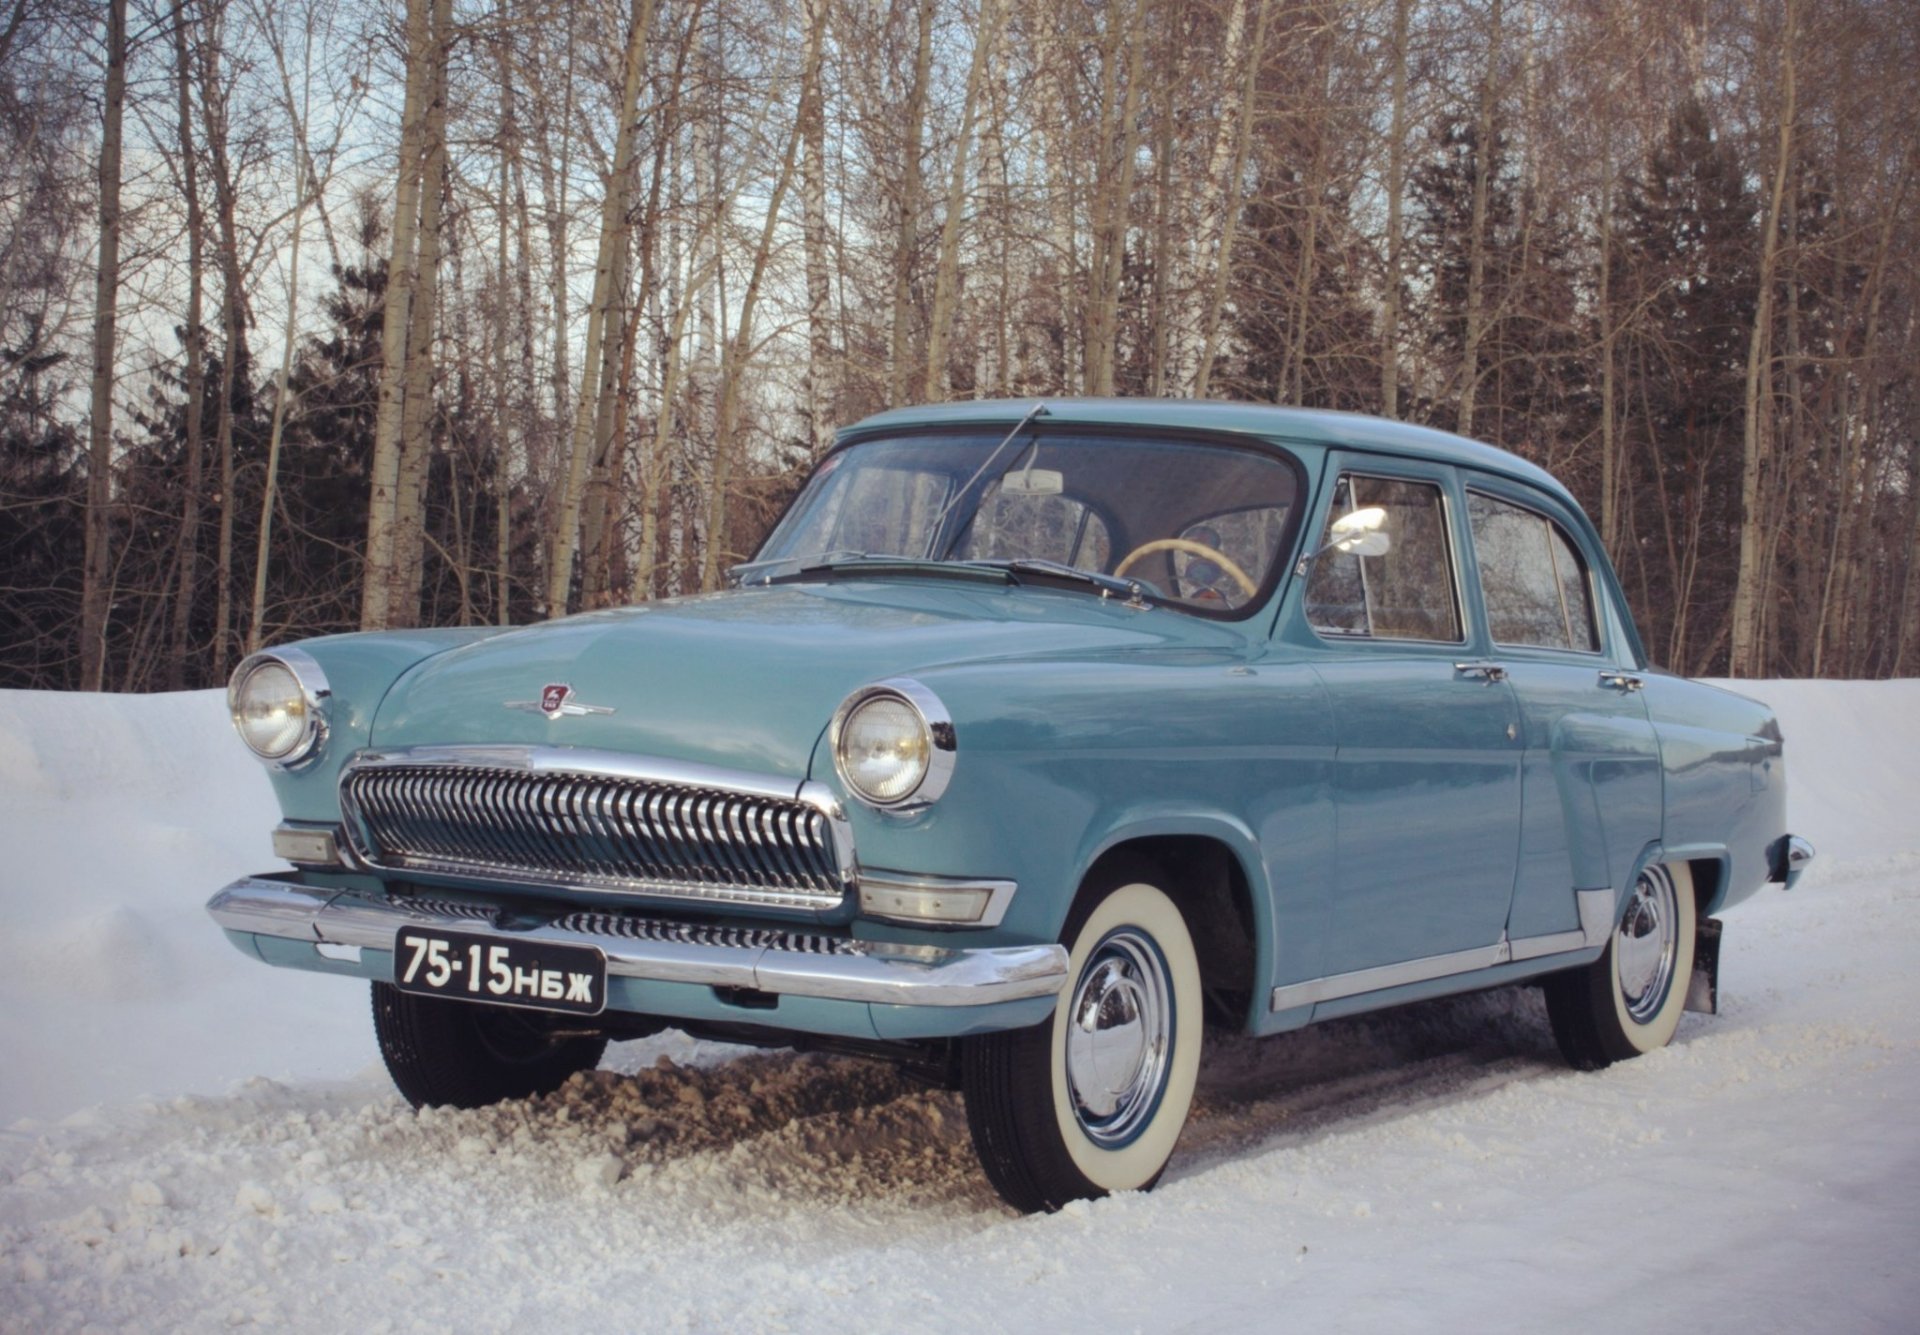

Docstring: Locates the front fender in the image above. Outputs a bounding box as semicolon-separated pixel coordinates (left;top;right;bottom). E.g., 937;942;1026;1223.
258;627;507;821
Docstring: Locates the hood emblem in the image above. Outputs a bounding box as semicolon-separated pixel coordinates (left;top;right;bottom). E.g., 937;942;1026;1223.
505;683;615;719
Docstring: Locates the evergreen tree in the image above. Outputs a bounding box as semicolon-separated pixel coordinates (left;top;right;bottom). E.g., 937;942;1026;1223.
1408;116;1596;469
1612;96;1757;672
1229;160;1379;411
0;337;85;688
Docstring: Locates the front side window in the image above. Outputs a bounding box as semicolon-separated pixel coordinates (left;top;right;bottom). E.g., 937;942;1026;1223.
752;430;1302;617
1306;474;1461;642
1467;492;1599;652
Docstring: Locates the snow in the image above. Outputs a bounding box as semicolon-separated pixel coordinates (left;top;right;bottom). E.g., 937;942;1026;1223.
3;681;1918;1332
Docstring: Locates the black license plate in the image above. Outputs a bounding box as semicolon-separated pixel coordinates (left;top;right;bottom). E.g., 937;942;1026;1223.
393;927;607;1016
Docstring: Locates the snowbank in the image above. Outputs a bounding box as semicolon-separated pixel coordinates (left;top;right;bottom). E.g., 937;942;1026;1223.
0;690;373;1122
0;680;1915;1332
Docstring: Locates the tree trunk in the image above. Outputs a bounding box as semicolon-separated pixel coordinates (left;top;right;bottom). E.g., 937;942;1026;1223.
546;0;656;617
389;0;452;630
249;112;314;655
1457;0;1503;437
533;20;578;493
699;7;821;591
197;5;246;682
168;0;207;688
886;0;936;406
1084;0;1149;396
80;0;127;692
799;0;833;454
360;0;434;630
1729;0;1797;678
923;0;1003;399
492;5;520;626
1193;0;1270;397
1380;0;1409;417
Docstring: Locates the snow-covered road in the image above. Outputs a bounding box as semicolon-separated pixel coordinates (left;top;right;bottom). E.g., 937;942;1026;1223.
3;682;1916;1332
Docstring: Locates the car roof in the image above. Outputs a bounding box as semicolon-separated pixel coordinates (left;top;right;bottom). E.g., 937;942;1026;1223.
840;398;1575;507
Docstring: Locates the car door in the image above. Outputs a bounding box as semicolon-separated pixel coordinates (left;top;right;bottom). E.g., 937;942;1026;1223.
1295;460;1524;982
1458;479;1663;947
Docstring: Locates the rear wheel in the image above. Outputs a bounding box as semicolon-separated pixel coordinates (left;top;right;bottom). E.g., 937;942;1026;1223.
962;864;1203;1213
371;982;608;1109
1544;862;1697;1071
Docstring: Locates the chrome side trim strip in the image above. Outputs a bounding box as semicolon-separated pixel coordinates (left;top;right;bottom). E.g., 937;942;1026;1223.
1507;928;1586;962
1270;888;1620;1012
208;877;1067;1009
1270;942;1511;1012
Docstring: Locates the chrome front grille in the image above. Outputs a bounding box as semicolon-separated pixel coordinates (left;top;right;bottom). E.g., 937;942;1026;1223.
339;748;853;912
552;910;866;957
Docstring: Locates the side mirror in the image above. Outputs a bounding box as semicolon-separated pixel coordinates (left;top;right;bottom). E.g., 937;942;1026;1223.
1294;506;1391;578
1328;506;1390;557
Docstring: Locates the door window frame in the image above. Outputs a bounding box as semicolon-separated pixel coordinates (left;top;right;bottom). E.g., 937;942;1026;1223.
1294;456;1472;651
1463;487;1605;657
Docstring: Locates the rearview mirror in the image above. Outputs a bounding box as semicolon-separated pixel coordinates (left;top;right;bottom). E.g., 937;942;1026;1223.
999;467;1065;497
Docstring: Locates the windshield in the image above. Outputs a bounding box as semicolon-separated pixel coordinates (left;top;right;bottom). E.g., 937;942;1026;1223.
749;429;1303;616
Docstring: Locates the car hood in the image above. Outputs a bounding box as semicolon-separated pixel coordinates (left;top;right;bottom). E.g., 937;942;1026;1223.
369;580;1248;778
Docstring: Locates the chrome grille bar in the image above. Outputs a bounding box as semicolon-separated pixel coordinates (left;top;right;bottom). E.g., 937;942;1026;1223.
338;746;855;913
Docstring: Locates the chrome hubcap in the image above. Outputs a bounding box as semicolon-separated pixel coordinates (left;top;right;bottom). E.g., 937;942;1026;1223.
1615;866;1679;1024
1065;929;1172;1147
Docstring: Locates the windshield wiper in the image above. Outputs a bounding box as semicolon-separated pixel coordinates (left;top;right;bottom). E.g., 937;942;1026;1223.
730;549;870;586
926;401;1051;556
761;553;1013;588
974;558;1156;606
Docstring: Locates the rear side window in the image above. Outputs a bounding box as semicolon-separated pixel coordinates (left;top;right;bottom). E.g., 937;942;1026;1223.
1306;475;1461;642
1467;493;1600;652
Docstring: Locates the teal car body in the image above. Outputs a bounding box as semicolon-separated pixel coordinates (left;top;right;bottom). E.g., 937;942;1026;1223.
209;399;1810;1209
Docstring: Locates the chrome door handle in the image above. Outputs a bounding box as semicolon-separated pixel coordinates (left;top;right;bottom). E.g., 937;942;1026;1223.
1453;662;1508;684
1598;671;1643;692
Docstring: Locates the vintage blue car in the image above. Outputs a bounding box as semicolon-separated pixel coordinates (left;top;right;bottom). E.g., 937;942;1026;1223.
209;399;1812;1212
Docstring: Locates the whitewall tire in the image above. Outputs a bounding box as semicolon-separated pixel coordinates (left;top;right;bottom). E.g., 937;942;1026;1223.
962;862;1203;1212
1545;862;1697;1070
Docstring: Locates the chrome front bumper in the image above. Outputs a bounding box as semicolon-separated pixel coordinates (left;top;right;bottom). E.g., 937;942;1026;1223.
207;876;1068;1008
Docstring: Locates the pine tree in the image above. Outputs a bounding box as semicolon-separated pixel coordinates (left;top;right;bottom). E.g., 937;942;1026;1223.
1612;96;1758;673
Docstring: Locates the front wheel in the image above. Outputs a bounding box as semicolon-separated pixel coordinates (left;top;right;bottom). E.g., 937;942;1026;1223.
1544;862;1697;1071
371;982;609;1109
962;867;1203;1213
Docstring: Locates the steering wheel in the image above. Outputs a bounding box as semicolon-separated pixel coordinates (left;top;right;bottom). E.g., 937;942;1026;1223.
1113;538;1259;598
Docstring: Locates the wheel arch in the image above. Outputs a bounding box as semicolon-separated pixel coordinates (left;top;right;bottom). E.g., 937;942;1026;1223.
1075;817;1270;1033
1629;839;1732;919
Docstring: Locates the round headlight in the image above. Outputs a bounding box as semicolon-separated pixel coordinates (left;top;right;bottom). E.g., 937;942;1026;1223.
832;679;956;812
839;695;930;804
228;650;329;767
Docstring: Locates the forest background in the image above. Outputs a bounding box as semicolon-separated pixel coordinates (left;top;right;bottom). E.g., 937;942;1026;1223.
2;0;1915;692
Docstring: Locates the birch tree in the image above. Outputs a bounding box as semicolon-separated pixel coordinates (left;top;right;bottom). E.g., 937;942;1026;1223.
79;0;126;692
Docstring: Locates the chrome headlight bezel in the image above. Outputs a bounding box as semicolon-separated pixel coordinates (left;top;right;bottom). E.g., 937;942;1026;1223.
830;678;956;813
227;647;331;770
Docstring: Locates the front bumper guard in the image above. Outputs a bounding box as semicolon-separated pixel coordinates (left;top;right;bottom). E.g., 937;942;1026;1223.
207;876;1068;1009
